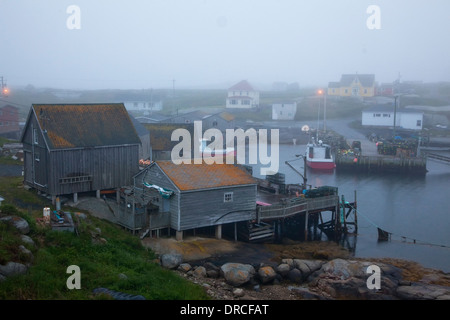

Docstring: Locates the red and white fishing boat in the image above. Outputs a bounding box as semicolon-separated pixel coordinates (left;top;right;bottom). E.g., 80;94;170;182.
305;138;336;170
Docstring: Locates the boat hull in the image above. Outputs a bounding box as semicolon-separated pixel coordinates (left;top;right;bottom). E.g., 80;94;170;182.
306;159;336;170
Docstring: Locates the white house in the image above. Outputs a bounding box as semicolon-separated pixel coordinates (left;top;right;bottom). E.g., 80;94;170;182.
226;80;259;109
124;101;163;114
362;105;423;130
272;102;297;120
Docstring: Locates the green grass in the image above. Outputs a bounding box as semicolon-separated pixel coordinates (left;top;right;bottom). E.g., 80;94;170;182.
0;177;209;300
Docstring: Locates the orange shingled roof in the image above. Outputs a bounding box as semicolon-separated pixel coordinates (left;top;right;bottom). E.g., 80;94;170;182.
156;160;256;191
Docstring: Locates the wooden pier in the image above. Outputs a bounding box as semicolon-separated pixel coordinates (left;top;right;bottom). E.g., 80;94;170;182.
335;154;427;174
425;152;450;164
251;186;358;243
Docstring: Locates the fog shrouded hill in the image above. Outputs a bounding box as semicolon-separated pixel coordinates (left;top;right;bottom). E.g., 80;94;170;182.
0;0;450;90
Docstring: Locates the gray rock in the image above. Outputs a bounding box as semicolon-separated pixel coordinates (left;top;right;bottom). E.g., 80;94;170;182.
396;283;450;300
160;253;183;269
302;260;324;273
276;263;291;277
206;269;220;278
0;262;28;277
294;259;312;279
281;258;294;268
258;266;277;284
21;235;35;247
193;266;207;278
178;263;192;273
321;259;368;280
19;245;34;261
288;268;303;284
220;263;255;287
118;273;128;280
0;215;30;234
233;288;245;297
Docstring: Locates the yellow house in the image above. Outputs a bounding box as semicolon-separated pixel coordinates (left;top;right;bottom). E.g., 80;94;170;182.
328;74;376;97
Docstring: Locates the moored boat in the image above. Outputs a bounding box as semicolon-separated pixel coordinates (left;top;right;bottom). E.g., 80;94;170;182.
305;138;336;170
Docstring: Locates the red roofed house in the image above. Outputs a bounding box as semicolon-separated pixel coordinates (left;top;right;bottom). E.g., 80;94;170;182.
132;160;257;240
226;80;260;109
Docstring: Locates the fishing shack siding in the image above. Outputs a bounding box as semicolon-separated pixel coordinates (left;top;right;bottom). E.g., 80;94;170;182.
47;146;139;195
178;185;257;231
133;164;180;229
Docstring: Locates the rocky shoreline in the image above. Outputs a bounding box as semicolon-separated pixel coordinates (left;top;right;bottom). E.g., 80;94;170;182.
160;253;450;300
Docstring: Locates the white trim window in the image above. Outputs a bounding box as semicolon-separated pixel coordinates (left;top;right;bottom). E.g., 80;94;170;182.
224;192;233;203
33;128;39;144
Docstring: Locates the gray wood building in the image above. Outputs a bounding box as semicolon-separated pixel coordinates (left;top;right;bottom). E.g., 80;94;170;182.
20;103;141;203
132;160;257;240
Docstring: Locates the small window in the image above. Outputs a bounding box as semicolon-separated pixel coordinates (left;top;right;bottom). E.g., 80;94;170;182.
417;120;422;127
33;128;39;144
224;192;233;203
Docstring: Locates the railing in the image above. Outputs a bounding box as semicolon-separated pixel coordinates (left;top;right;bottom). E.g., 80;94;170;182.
258;195;338;221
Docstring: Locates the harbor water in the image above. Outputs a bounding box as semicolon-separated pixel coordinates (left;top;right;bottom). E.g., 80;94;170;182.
247;123;450;273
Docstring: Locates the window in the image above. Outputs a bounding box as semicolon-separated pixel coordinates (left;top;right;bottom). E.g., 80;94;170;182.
417;120;422;127
224;192;233;203
33;128;39;144
242;100;250;105
383;114;390;118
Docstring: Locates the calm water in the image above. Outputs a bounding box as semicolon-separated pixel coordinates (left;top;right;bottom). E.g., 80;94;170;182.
249;142;450;272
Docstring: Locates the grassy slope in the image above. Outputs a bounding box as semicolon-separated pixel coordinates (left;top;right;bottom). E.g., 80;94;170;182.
0;177;209;300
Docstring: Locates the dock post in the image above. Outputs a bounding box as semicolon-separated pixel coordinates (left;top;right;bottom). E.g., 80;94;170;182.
215;224;222;240
304;211;309;241
354;190;358;234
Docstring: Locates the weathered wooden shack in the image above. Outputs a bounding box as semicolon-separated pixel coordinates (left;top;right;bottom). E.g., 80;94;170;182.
133;160;257;240
20;103;141;202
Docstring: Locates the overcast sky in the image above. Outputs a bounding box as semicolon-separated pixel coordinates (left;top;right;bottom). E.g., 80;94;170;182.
1;0;449;90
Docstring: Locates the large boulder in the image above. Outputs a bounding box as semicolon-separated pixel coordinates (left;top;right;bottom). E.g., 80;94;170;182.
160;253;183;269
220;263;255;287
258;266;277;284
0;262;28;278
0;216;30;234
396;283;450;300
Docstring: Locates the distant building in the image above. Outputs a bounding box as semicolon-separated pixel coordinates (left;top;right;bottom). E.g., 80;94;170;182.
124;101;163;114
361;105;423;130
272;102;297;120
328;74;376;97
128;113;151;161
0;105;20;139
376;83;395;96
143;123;194;161
226;80;259;108
166;110;236;133
21;103;141;201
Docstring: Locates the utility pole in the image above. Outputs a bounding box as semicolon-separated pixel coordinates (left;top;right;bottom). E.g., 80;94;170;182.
393;95;398;139
1;76;9;96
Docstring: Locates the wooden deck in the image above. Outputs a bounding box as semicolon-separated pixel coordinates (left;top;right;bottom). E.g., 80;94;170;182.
257;195;338;221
